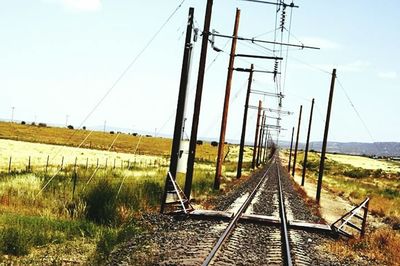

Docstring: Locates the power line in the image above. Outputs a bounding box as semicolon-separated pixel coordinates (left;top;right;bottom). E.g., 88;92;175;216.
336;77;376;143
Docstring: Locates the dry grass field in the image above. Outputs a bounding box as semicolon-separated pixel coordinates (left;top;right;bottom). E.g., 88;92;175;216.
0;121;257;263
284;150;400;265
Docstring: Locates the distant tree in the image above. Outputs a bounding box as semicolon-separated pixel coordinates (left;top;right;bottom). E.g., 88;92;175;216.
38;123;47;127
82;126;86;130
211;141;218;147
67;125;74;130
196;140;203;145
21;121;26;125
132;133;138;136
110;131;115;134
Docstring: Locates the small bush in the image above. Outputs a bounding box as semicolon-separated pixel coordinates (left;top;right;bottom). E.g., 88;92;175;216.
67;125;74;129
83;180;118;225
83;126;86;130
196;140;203;145
211;141;218;147
0;227;31;256
132;133;138;136
21;121;26;125
110;131;115;134
343;167;371;178
38;122;47;127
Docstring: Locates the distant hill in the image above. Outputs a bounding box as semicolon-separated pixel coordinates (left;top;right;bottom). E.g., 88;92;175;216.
279;141;400;157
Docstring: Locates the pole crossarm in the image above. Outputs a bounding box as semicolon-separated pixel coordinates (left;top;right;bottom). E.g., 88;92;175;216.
250;89;284;98
233;67;280;75
235;54;283;60
209;32;320;50
240;0;299;8
248;105;293;115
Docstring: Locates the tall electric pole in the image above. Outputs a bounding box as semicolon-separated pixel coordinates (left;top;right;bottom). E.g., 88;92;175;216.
237;64;254;179
301;98;314;186
291;105;302;176
316;69;337;203
252;100;262;169
215;8;241;190
185;0;214;199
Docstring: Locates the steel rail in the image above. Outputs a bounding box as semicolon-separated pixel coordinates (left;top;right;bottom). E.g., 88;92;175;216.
202;154;276;266
276;157;293;266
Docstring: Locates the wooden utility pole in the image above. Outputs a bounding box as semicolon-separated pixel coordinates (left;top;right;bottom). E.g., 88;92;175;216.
301;98;315;186
185;0;213;199
316;69;336;203
257;112;266;167
237;64;254;179
160;6;194;211
251;100;262;169
214;8;241;190
287;126;294;171
291;105;302;176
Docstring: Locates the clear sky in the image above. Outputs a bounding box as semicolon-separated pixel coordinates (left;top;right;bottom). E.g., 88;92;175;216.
0;0;399;144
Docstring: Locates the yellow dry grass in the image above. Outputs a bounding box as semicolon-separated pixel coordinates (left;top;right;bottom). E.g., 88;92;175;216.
326;153;399;172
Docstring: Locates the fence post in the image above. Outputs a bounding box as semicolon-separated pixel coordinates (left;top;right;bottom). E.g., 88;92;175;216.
113;158;116;169
61;156;64;170
96;158;99;168
45;155;49;173
105;158;108;169
85;157;89;170
72;157;78;200
28;156;31;172
128;159;130;170
8;156;12;174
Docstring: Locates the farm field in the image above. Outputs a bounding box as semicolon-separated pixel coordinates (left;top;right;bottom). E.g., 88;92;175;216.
0;124;256;264
283;150;400;264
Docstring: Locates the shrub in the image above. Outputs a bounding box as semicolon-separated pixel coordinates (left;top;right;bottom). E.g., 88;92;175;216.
67;125;74;129
196;140;203;145
110;131;115;134
132;133;138;136
83;126;86;130
211;141;218;147
31;122;36;126
343;167;371;178
0;227;31;256
38;122;47;127
21;121;26;125
83;180;118;225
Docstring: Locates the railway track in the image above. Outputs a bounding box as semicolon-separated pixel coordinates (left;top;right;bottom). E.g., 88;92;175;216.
202;154;309;265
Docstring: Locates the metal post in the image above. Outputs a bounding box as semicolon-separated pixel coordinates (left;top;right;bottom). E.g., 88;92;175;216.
85;157;89;170
168;7;194;180
288;127;294;171
105;158;108;169
257;112;266;167
61;156;64;170
292;105;302;176
28;156;31;171
251;100;262;169
215;8;241;189
301;98;315;186
316;69;337;203
185;0;214;199
237;64;254;178
113;158;116;169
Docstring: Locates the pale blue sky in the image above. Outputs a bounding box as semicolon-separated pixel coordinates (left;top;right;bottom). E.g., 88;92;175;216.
0;0;399;143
